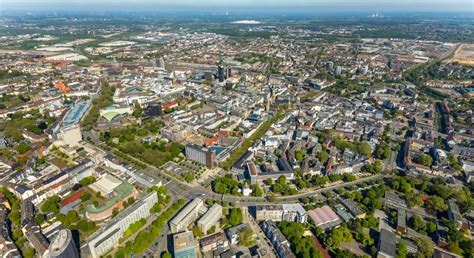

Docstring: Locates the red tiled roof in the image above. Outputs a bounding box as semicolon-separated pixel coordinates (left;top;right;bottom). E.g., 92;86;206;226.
60;189;85;207
161;101;177;110
205;136;219;147
218;130;230;136
55;80;71;92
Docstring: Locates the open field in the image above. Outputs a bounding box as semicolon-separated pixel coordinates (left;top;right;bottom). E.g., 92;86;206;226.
446;44;474;65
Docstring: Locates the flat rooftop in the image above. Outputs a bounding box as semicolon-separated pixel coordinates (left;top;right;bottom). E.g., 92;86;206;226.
173;231;195;251
86;181;133;214
89;174;122;196
63;100;91;128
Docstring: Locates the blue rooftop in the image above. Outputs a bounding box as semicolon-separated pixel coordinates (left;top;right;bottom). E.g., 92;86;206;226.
247;113;261;122
62;100;91;128
209;146;225;154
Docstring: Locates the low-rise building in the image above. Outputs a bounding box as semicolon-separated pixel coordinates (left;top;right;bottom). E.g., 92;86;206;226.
447;199;467;229
99;105;133;121
248;159;295;184
161;124;192;142
377;229;397;258
199;232;229;253
61;100;91;128
341;198;366;219
85;180;137;221
0;206;21;258
24;223;50;257
334;204;354;222
307;205;342;230
377;228;418;258
89;174;122;198
22;131;48;143
225;223;253;245
255;205;284;222
384;191;407;209
254;204;307;223
281;204;308;223
396;208;407;234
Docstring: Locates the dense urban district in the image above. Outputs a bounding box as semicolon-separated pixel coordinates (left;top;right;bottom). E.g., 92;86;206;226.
0;13;473;258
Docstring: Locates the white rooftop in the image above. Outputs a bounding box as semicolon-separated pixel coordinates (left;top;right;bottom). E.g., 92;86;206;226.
89;174;121;196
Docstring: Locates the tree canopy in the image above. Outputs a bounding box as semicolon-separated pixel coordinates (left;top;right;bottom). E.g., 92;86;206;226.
40;195;61;214
278;221;323;258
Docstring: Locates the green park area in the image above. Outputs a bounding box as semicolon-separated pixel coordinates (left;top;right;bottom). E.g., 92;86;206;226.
100;119;184;168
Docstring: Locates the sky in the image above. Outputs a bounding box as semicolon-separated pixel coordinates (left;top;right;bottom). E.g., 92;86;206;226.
1;0;473;13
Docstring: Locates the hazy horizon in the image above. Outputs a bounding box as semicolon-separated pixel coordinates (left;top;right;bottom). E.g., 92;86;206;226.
1;0;473;13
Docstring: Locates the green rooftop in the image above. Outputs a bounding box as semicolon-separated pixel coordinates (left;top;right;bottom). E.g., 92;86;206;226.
102;111;120;121
86;182;134;213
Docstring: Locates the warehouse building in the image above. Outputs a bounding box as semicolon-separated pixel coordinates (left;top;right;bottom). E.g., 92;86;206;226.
341;198;366;219
308;205;342;230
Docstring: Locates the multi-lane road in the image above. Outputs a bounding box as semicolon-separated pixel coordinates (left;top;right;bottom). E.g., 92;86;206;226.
156;163;384;207
85;131;386;207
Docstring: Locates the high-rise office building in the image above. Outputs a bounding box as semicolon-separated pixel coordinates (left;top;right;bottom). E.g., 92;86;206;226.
217;66;225;82
185;144;216;168
326;61;334;71
155;57;165;69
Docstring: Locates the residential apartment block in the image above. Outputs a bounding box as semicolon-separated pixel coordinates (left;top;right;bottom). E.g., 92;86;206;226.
86;192;158;257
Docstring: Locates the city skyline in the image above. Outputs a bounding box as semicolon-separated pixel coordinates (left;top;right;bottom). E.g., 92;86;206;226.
0;2;472;258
